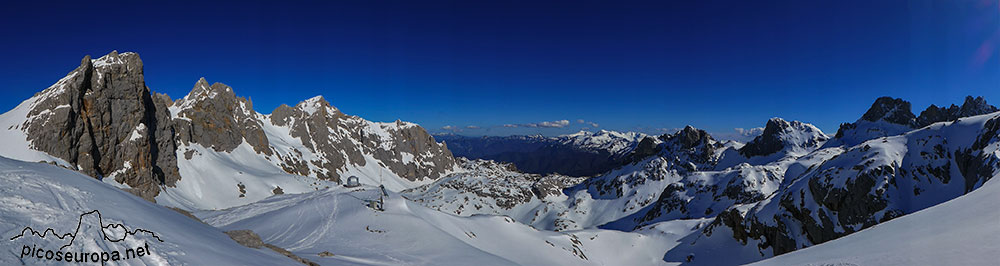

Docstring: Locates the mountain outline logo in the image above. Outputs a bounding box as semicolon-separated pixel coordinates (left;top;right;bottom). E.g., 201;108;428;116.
9;209;163;263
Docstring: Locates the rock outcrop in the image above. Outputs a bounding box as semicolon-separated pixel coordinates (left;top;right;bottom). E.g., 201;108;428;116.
916;96;999;127
172;78;272;156
859;96;917;126
3;51;458;201
268;96;456;182
739;118;828;158
708;112;1000;257
835;96;997;146
20;51;179;200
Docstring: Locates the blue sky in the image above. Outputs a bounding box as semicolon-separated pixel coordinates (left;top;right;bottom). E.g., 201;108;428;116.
0;0;997;137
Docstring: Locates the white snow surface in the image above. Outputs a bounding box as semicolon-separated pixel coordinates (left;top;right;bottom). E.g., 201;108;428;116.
195;183;709;266
156;141;335;210
0;92;72;168
0;155;298;265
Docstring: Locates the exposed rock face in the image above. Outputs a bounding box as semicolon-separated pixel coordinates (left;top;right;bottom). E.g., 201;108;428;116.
268;96;456;182
402;158;585;216
860;96;917;125
225;230;265;249
665;126;713;150
711;112;1000;257
834;97;916;142
657;125;720;166
4;51;459;202
579;126;723;201
20;51;179;200
739;118;828;158
739;119;787;157
625;136;660;163
916;96;999;127
835;96;997;145
172;78;272;155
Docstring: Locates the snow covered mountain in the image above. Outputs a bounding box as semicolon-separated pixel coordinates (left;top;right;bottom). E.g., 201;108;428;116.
832;96;998;147
2;51;998;265
665;108;1000;265
408;125;807;231
0;51;457;210
749;167;1000;266
408;102;1000;265
436;130;649;176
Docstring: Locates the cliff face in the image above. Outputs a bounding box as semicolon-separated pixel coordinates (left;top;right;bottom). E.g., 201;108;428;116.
19;51;178;201
3;51;458;202
267;96;457;182
835;96;998;146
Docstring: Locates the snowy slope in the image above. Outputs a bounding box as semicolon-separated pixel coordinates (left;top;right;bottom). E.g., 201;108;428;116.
749;173;1000;266
407;124;812;231
0;75;76;167
406;125;798;231
0;156;298;265
195;182;708;266
402;159;585;221
155;141;337;210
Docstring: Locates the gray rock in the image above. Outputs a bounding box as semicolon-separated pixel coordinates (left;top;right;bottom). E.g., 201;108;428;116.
657;125;720;166
22;51;180;200
172;78;272;155
224;229;264;249
625;136;660;163
739;118;827;158
859;96;916;126
16;51;460;203
836;96;997;141
916;96;999;127
268;96;456;182
739;119;788;157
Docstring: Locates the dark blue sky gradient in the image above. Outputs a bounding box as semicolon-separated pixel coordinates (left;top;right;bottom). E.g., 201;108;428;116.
1;0;997;136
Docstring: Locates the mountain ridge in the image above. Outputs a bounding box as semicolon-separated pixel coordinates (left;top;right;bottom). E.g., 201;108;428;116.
0;51;457;209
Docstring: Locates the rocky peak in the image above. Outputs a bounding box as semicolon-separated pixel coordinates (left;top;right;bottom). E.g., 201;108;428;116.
171;78;271;155
4;51;464;204
626;136;661;163
264;94;456;183
739;118;827;158
173;78;245;111
295;95;340;116
18;51;179;201
662;125;714;150
833;97;921;145
860;97;916;126
958;96;998;117
654;125;721;167
918;96;1000;127
916;104;952;128
91;50;141;68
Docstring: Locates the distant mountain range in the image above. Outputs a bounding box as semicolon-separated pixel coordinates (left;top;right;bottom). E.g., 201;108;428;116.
435;130;649;177
409;94;1000;264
